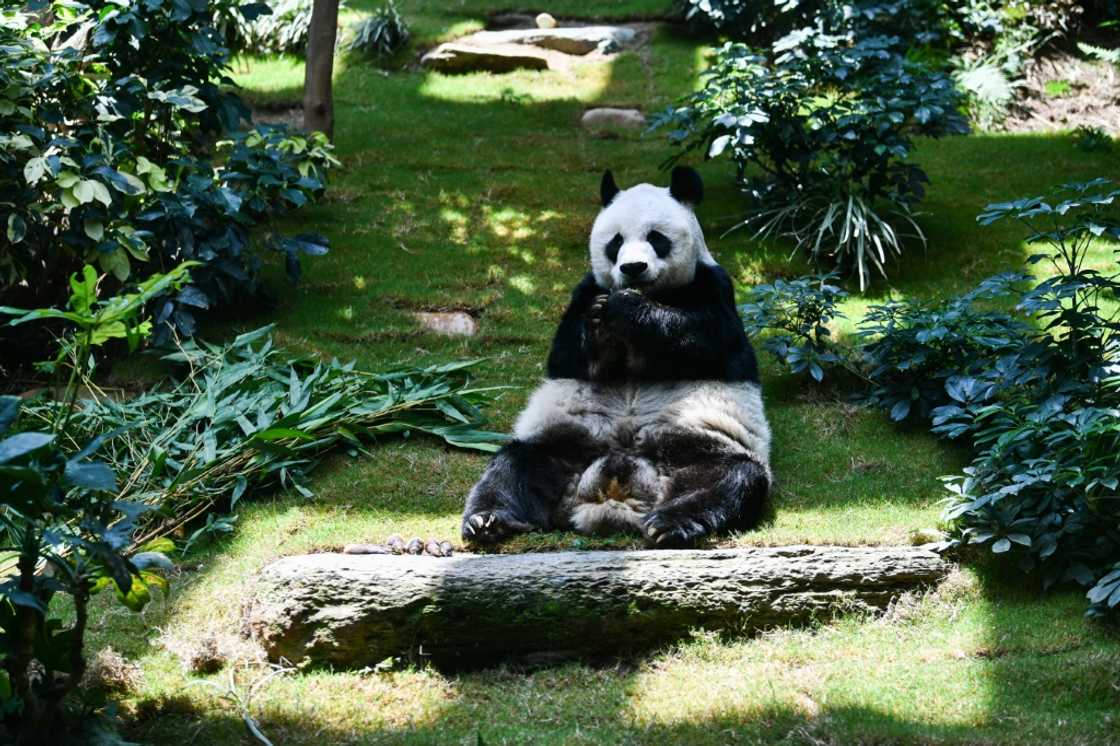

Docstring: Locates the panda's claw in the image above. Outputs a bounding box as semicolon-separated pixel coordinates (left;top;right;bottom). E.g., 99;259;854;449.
461;510;532;544
642;511;707;549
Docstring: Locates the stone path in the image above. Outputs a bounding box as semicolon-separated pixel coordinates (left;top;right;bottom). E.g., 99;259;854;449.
421;21;641;74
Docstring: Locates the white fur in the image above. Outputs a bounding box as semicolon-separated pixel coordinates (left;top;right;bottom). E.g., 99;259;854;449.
515;379;771;474
589;183;716;292
570;500;647;534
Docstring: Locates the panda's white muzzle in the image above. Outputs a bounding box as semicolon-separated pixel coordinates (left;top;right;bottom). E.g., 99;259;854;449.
612;241;660;289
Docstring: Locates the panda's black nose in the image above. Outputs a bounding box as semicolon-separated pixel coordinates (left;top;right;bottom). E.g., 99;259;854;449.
620;262;647;277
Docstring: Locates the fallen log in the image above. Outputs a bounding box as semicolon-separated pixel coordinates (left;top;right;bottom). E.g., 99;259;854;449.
244;545;950;668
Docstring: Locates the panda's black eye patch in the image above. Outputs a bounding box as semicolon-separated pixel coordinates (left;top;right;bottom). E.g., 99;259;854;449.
647;230;672;258
605;233;623;263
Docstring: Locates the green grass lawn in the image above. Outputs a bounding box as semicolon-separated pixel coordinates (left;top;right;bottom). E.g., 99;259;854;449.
91;2;1120;743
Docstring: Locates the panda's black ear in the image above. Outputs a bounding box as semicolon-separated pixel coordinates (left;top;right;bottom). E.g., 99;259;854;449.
669;166;703;206
600;169;620;207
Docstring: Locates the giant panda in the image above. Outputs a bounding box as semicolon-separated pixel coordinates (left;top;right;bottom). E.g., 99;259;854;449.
462;167;771;548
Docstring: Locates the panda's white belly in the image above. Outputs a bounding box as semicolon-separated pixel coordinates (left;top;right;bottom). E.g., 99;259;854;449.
514;378;771;534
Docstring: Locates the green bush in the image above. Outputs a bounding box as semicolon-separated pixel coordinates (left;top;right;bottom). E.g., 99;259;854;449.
348;1;410;61
218;0;349;55
653;28;967;289
742;178;1120;616
0;264;191;740
0;2;337;355
0;265;508;737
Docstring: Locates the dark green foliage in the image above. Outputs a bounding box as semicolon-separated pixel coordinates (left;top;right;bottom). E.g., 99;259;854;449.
740;274;850;382
1073;125;1114;153
19;326;510;551
348;1;411;61
674;0;828;39
652;10;968;288
217;0;347;55
0;3;337;353
0;402;172;741
0;266;186;742
744;179;1120;616
856;274;1032;423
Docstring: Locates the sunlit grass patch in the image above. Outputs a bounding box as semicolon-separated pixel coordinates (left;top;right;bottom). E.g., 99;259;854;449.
91;3;1120;743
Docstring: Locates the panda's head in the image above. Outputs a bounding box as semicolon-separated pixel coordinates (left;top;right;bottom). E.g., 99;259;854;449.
589;166;715;293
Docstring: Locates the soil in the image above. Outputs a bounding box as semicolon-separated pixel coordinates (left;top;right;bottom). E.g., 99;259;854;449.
1004;52;1120;133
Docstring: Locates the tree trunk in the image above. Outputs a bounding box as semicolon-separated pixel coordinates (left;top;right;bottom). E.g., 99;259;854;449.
244;546;950;668
302;0;339;138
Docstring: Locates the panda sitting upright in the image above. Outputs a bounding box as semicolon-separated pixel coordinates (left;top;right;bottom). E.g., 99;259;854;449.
462;167;771;548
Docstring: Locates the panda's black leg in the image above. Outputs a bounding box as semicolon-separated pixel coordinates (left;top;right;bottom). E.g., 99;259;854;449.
462;434;592;545
642;455;769;548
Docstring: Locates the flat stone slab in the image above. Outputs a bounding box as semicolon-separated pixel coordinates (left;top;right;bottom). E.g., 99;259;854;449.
413;311;477;336
581;107;646;130
467;26;638;56
244;545;951;668
421;43;551;73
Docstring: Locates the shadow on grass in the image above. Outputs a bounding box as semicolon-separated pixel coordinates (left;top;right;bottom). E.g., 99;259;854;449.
117;562;1120;745
100;14;1120;745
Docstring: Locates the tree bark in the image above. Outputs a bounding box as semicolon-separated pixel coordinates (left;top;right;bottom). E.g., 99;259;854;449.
244;546;950;668
302;0;339;138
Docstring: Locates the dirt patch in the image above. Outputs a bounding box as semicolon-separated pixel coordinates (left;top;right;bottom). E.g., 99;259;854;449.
251;106;303;129
1005;52;1119;133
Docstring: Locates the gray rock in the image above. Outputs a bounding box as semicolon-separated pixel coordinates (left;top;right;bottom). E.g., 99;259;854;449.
420;43;550;74
581;107;646;130
413;311;478;336
244;545;951;668
467;26;638;56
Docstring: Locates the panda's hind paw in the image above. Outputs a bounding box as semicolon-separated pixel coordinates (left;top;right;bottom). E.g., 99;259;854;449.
462;510;533;545
642;511;707;549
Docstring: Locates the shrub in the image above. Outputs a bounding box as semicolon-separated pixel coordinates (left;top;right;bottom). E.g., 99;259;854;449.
653;31;967;289
0;265;189;740
0;264;508;737
740;274;851;382
743;178;1120;615
219;0;348;55
0;2;337;357
935;181;1120;613
348;1;410;60
856;274;1032;422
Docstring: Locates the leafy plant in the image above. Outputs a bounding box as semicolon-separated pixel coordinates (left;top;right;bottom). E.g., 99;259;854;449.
740;274;851;382
743;179;1120;616
0;399;173;741
219;0;348;55
0;3;338;362
652;30;967;289
0;264;189;740
1072;125;1113;153
856;273;1032;422
19;326;510;551
348;1;410;60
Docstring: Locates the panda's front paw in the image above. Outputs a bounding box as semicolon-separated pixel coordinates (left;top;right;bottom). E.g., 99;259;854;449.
642;510;708;548
462;510;534;545
604;288;648;328
587;293;610;325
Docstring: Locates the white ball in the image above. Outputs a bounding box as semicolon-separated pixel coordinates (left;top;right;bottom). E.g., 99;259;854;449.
535;12;557;29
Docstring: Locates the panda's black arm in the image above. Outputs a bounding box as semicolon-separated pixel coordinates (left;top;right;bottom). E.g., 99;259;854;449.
546;272;605;379
605;264;752;380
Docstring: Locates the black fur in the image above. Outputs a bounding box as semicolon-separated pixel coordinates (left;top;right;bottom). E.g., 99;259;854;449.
463;170;769;547
669;166;703;205
462;424;597;543
545;263;760;383
639;430;770;547
600;170;620;207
